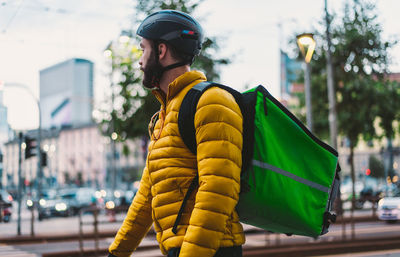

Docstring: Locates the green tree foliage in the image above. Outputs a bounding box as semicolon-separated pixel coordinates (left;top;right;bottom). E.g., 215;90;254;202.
294;0;396;144
375;79;400;179
293;0;396;150
100;0;230;151
332;0;398;214
330;0;396;179
368;155;385;179
375;80;400;141
100;42;153;143
292;0;397;212
136;0;201;15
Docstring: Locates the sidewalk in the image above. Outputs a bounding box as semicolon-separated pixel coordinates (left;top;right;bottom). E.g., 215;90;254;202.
0;206;377;241
315;249;400;257
0;208;394;257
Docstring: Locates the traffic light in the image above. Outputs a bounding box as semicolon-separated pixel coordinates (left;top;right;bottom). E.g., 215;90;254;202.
40;150;47;167
365;168;371;176
24;136;37;159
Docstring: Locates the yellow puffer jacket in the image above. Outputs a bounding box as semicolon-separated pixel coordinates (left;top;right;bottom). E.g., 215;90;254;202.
109;70;245;257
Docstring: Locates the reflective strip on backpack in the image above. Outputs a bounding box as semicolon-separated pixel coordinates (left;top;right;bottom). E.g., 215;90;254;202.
252;160;330;193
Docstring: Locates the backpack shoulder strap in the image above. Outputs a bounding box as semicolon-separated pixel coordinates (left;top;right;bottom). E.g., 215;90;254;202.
172;81;214;235
173;81;242;235
178;81;214;154
178;81;243;154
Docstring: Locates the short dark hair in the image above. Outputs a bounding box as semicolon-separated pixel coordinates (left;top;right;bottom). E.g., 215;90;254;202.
153;40;195;65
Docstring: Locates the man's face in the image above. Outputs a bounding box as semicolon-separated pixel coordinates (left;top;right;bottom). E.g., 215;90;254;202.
139;38;162;89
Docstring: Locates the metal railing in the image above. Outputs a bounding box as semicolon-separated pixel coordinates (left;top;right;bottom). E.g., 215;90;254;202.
78;205;101;256
78;205;128;256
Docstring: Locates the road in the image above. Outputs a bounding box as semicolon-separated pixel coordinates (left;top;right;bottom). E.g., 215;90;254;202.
1;220;400;256
1;204;400;256
0;204;123;237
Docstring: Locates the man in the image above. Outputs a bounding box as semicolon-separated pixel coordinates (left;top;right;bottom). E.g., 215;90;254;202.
108;10;245;257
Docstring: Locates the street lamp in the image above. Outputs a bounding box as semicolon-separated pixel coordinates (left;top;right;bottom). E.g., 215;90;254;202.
297;33;316;132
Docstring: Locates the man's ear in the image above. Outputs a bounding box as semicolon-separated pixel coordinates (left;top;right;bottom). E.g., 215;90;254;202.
158;43;167;60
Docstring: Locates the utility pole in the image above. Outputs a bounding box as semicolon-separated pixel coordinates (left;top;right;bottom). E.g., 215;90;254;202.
325;0;343;240
324;0;338;150
17;132;23;235
36;116;42;201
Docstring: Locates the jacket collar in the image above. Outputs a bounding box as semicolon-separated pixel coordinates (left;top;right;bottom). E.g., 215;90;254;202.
152;70;206;106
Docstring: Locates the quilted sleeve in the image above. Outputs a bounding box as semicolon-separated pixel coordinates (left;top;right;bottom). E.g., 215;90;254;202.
179;87;243;257
108;166;153;257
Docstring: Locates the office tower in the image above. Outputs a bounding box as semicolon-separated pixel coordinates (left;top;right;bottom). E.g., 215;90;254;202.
40;58;94;129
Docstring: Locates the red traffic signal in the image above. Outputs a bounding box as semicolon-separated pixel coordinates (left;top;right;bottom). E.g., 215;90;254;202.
365;168;371;176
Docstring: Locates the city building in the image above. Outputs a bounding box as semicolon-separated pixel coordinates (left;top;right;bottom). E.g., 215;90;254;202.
280;50;303;103
0;84;12;189
40;58;94;129
2;57;146;192
0;88;10;144
1;124;145;191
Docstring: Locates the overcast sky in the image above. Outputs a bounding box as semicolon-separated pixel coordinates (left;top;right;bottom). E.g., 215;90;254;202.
0;0;399;130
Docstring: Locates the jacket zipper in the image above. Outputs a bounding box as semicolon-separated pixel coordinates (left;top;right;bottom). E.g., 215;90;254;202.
147;89;167;242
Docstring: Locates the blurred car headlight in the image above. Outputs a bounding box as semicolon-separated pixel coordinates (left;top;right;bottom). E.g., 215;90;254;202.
114;191;121;198
106;201;115;209
95;191;102;199
39;199;46;207
55;203;67;212
27;199;33;207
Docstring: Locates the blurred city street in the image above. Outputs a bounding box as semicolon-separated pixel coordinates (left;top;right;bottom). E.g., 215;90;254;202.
2;202;400;256
1;0;400;256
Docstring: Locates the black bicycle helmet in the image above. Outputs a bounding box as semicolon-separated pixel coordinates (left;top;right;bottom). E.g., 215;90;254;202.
136;10;204;57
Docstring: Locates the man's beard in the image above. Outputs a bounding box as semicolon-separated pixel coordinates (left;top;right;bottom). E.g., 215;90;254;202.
142;51;164;89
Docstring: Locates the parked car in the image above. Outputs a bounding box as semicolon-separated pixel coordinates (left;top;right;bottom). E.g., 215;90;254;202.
27;190;55;210
37;190;71;220
58;187;97;215
0;189;13;222
340;179;363;202
355;186;383;209
377;194;400;223
99;187;138;213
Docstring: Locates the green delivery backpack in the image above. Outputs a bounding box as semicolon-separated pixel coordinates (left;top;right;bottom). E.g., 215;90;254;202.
172;82;340;238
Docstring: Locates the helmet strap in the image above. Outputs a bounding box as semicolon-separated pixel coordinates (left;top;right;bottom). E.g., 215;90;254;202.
150;40;188;87
161;61;187;73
